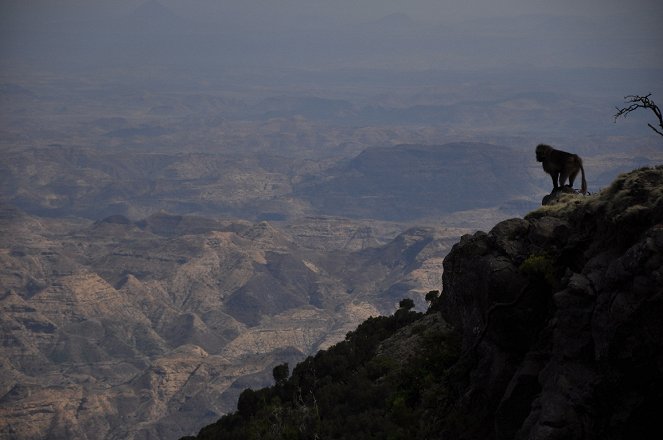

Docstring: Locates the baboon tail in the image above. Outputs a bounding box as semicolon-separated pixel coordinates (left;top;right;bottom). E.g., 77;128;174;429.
580;162;587;194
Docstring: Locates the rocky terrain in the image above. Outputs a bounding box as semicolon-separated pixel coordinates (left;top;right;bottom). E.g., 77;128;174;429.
2;141;661;440
2;4;661;438
2;77;661;438
434;166;663;438
184;166;663;439
0;204;460;439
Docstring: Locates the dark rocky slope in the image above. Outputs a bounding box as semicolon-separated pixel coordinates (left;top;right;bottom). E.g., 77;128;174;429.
184;166;663;439
438;165;663;439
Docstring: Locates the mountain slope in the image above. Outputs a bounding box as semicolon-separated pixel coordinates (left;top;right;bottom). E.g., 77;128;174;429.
295;143;538;220
184;166;663;439
0;207;454;440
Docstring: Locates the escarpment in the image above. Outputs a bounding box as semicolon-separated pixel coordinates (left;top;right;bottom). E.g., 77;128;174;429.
184;166;663;440
438;166;663;439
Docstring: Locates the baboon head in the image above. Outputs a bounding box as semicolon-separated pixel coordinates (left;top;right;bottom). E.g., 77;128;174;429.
535;144;551;163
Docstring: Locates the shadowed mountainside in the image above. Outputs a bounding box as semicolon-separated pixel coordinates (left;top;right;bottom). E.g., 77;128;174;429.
183;166;663;439
295;143;538;220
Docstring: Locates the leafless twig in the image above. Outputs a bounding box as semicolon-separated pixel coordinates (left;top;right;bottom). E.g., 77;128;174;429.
614;93;663;137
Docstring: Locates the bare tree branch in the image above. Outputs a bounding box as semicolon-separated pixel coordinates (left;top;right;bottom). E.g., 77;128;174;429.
614;93;663;137
647;123;663;137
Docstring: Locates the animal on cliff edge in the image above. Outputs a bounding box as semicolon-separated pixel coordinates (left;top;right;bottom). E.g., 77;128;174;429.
535;143;587;194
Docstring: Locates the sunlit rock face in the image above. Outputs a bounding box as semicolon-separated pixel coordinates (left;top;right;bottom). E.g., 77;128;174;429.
0;204;454;440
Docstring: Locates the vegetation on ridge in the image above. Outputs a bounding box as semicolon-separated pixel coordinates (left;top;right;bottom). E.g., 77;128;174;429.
182;296;461;440
184;167;663;440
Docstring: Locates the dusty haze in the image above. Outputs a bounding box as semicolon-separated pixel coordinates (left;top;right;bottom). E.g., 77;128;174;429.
1;1;663;439
2;0;662;70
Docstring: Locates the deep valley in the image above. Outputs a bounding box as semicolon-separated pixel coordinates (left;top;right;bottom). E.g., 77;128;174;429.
1;7;662;436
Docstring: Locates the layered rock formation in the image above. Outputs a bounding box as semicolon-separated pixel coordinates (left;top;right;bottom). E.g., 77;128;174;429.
0;207;455;439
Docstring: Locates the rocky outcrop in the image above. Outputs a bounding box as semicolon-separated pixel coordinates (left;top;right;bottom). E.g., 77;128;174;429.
170;166;663;440
439;166;663;439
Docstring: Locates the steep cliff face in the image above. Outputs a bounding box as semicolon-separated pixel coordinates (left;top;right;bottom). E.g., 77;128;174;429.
439;166;663;439
183;167;663;440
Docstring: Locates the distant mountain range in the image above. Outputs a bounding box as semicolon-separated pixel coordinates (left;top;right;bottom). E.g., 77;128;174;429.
295;143;539;220
1;142;540;223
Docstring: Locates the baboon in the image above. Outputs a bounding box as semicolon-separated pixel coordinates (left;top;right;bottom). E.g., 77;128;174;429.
535;144;587;194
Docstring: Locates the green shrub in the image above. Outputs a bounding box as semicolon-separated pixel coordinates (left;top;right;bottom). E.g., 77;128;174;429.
519;253;557;288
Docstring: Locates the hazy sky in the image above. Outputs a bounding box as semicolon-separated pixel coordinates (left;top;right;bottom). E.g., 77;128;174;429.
0;1;661;152
1;0;661;72
3;0;662;25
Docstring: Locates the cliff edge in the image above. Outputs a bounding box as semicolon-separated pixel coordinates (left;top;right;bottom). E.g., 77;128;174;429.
439;165;663;439
184;166;663;439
